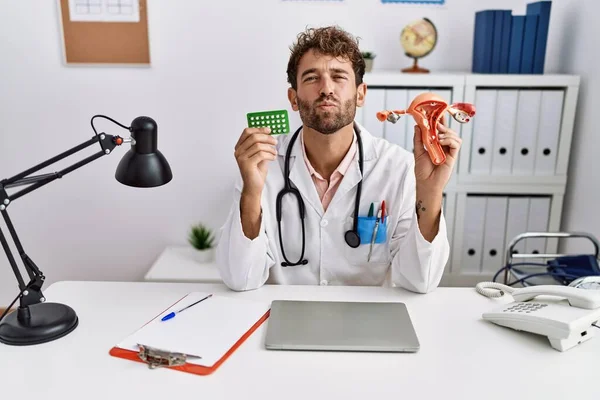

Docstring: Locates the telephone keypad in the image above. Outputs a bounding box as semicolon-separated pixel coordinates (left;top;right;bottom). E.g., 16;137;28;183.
503;303;548;313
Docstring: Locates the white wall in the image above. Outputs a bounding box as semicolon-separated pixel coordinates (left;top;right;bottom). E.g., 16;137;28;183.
558;0;600;255
0;0;589;305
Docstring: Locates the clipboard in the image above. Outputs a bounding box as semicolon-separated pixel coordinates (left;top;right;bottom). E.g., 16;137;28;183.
109;292;271;375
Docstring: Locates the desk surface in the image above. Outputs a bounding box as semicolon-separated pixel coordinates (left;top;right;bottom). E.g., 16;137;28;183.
1;281;595;400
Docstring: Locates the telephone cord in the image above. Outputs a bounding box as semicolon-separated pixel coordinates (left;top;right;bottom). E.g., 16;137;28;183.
475;282;516;298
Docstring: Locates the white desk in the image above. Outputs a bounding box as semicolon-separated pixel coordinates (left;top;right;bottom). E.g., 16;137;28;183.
1;281;595;400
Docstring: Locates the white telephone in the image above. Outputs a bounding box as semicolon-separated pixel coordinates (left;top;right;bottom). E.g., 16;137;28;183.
476;282;600;351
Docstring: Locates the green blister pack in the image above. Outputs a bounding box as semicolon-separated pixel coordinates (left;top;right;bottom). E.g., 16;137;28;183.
246;109;290;135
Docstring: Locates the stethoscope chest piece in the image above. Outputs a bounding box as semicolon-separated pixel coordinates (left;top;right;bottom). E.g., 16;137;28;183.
344;230;361;248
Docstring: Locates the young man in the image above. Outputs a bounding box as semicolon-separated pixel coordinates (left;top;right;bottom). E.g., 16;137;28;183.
216;26;462;293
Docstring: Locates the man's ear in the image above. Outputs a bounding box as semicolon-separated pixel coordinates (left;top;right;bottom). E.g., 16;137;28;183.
288;87;299;111
356;83;367;108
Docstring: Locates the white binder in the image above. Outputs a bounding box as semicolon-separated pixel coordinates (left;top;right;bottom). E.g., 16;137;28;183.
355;105;364;126
384;89;409;148
437;89;453;125
462;195;487;273
482;196;508;273
362;88;386;138
525;197;551;254
470;90;496;174
534;90;564;176
504;197;530;256
513;90;542;175
491;90;518;175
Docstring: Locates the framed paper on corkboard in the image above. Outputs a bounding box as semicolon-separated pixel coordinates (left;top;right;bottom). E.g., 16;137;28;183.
58;0;150;65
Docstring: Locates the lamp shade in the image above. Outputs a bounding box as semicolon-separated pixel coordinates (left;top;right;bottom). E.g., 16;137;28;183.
115;116;173;187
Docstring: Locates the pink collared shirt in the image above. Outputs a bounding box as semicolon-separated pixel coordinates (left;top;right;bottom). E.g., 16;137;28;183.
301;131;357;211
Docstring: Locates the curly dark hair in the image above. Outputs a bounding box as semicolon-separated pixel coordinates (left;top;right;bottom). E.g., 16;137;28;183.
286;26;366;91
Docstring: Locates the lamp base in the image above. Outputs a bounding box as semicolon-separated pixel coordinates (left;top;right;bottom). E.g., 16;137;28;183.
0;302;78;346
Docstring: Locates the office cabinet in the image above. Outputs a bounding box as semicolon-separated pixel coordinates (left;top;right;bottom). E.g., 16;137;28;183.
361;71;579;286
452;194;551;278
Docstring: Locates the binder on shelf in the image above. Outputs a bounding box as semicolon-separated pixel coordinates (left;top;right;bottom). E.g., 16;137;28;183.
490;90;518;175
482;196;508;273
520;14;539;74
470;90;496;174
462;195;486;273
512;90;541;175
384;89;409;149
534;90;564;175
505;197;530;256
508;15;525;74
355;105;364;126
491;10;511;73
526;197;551;254
473;1;551;74
472;10;495;73
109;292;270;375
362;88;386;138
499;11;513;73
527;1;552;74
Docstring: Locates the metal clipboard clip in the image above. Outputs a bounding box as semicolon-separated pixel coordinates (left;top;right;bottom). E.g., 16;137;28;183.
137;344;201;369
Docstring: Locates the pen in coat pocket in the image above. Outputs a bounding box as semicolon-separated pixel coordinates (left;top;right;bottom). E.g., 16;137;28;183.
368;209;382;262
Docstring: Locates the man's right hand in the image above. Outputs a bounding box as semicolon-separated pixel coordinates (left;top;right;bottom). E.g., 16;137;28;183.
234;127;278;239
234;127;278;197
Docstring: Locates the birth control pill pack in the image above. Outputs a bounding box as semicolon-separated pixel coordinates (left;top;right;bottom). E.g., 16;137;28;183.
246;110;290;135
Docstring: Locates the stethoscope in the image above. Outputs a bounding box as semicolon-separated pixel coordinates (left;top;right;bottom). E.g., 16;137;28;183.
276;122;364;267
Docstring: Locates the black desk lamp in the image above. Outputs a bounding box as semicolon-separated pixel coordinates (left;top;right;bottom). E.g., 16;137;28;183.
0;115;172;346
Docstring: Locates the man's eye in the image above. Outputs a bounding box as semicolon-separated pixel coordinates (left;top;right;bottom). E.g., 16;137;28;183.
334;75;347;80
305;76;317;81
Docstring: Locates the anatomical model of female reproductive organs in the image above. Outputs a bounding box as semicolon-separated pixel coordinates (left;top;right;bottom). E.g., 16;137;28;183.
376;92;476;165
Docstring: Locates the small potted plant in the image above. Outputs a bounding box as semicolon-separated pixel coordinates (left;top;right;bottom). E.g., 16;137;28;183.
188;223;215;263
362;51;376;72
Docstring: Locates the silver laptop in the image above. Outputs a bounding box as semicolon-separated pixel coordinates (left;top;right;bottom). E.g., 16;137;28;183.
264;300;420;352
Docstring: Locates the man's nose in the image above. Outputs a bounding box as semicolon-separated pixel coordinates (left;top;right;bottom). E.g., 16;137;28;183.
319;76;335;97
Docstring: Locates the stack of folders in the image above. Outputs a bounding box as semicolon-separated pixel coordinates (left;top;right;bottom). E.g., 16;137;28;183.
472;1;552;74
109;292;271;375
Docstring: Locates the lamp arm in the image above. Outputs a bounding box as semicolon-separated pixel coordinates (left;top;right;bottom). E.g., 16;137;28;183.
0;130;129;314
1;133;128;202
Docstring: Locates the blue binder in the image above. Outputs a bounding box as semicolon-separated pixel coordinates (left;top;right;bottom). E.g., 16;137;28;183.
472;10;496;73
520;14;539;74
508;15;525;74
491;10;511;73
526;1;552;74
499;11;513;73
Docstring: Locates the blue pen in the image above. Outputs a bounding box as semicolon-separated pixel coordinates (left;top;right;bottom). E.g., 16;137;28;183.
161;294;213;321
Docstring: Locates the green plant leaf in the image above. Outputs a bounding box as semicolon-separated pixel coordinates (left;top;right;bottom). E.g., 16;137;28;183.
188;223;215;250
361;51;375;59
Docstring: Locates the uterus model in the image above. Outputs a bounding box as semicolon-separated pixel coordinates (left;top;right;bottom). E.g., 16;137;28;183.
376;92;476;165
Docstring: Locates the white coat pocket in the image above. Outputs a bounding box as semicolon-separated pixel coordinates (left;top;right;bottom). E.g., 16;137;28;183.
344;216;392;267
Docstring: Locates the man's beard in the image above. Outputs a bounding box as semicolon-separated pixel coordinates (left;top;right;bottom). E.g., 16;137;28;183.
297;94;356;135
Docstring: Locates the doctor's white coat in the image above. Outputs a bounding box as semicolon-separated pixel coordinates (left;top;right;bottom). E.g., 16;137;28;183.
216;124;450;293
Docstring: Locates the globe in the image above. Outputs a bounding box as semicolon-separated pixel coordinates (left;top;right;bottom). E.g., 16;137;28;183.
400;18;437;73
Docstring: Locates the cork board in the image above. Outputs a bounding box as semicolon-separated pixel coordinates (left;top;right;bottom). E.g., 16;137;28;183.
58;0;150;65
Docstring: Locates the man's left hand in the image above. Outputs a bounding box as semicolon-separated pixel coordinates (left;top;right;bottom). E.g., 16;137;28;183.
411;118;462;242
413;118;462;193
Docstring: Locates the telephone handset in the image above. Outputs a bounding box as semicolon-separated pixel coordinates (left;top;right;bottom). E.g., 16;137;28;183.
476;282;600;351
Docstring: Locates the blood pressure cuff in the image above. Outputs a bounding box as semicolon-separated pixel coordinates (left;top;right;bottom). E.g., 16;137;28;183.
546;254;600;285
